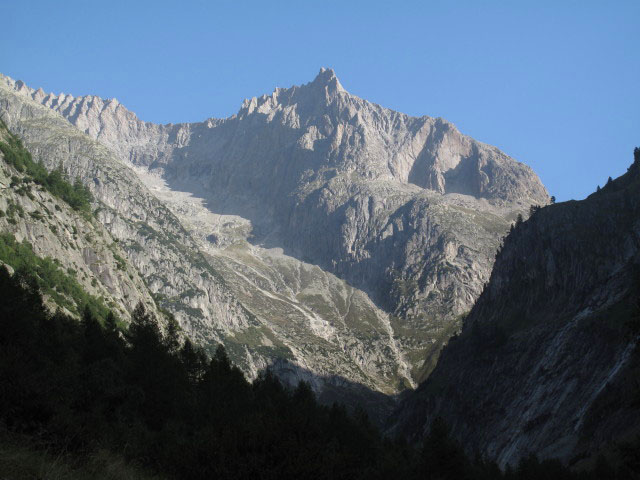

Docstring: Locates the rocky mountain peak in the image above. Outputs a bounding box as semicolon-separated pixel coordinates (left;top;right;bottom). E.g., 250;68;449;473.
310;67;344;94
237;67;345;117
0;70;551;389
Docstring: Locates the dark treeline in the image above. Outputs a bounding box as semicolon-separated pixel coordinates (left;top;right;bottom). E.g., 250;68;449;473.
0;265;625;479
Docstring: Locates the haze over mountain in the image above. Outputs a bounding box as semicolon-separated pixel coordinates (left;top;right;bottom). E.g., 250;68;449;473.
0;68;547;401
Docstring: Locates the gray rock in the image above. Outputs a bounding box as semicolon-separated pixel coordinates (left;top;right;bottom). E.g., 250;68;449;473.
0;68;548;394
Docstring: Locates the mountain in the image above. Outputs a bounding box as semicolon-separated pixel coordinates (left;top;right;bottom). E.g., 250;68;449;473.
0;69;547;398
0;79;410;414
390;150;640;467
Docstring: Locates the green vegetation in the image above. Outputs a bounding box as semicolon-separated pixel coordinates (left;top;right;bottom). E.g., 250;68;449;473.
5;198;24;219
108;243;127;270
390;274;418;301
0;433;164;480
0;121;93;216
0;233;111;321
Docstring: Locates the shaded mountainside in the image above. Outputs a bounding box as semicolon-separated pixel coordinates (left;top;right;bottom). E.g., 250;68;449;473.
390;150;640;467
1;256;600;480
1;69;548;384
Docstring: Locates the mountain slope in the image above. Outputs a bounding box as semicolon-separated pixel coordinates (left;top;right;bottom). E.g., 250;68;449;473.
2;69;549;383
0;120;158;320
0;74;414;402
390;150;640;467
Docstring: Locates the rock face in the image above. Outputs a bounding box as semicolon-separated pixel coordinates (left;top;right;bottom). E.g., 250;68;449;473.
0;70;547;394
390;152;640;466
0;122;158;320
0;74;412;405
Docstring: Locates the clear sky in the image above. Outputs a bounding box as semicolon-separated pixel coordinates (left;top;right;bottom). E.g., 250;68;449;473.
3;0;638;201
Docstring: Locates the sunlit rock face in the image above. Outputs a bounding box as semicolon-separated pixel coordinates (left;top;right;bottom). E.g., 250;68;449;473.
0;69;547;398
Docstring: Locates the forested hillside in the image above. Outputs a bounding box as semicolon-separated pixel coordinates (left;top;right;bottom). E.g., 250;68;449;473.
0;260;625;478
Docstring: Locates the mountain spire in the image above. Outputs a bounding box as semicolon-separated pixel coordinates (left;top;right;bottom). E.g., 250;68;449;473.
312;67;344;93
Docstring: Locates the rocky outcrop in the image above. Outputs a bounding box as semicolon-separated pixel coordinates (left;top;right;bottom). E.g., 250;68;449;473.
390;152;640;466
0;124;157;319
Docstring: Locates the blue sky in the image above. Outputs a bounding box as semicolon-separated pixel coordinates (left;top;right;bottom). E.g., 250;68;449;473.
3;0;638;201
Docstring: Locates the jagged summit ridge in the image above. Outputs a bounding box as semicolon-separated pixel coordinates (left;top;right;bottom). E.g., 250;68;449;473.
309;66;344;93
1;71;548;204
3;74;121;116
1;70;547;206
239;67;345;118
